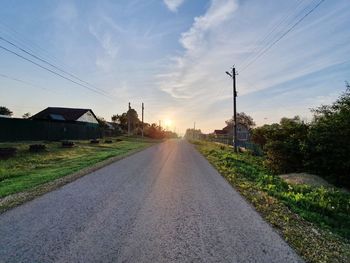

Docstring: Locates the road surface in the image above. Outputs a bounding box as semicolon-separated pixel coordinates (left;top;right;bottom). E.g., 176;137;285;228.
0;140;302;262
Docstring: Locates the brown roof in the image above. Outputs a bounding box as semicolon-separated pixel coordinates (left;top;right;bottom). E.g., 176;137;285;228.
214;129;228;135
31;107;97;122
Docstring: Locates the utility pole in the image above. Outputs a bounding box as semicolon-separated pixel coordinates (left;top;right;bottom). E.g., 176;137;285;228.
128;102;131;136
193;121;196;140
141;102;144;138
226;66;238;153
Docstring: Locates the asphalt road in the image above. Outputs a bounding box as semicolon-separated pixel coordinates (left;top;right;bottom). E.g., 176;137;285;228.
0;140;302;263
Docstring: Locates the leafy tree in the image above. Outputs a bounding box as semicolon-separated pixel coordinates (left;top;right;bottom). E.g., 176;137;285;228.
0;106;13;116
265;117;308;174
127;108;140;132
225;112;255;130
144;123;163;139
251;116;308;174
111;115;118;123
96;116;108;128
22;112;31;119
305;83;350;187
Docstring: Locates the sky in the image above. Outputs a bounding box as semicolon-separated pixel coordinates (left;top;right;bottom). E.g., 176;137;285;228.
0;0;349;134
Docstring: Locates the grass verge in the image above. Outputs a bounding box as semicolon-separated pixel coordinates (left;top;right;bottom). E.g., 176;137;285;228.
0;137;157;212
192;140;350;263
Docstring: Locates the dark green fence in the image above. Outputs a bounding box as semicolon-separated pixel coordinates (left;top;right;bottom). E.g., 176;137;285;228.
0;117;102;142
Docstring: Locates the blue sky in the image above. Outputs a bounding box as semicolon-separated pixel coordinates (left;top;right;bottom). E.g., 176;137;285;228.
0;0;349;134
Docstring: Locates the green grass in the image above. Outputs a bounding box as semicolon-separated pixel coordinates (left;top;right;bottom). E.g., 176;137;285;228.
0;137;155;198
192;140;350;263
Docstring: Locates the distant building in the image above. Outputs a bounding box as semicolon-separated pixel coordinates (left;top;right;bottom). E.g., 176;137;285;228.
212;123;250;145
31;107;99;124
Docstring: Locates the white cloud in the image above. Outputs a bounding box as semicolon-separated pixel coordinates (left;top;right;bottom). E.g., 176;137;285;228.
89;25;119;71
158;0;239;99
163;0;185;12
180;0;238;51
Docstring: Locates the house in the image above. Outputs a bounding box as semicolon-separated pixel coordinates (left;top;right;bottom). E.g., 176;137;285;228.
213;129;228;137
212;123;250;145
236;123;250;141
31;107;99;124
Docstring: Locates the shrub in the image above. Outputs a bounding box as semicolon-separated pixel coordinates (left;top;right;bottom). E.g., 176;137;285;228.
0;147;17;159
90;139;99;144
29;144;46;152
61;141;75;148
304;86;350;187
104;140;113;144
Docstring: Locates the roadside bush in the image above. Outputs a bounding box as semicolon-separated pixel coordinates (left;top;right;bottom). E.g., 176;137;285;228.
29;144;46;152
61;141;75;148
252;116;308;174
304;85;350;187
0;147;17;159
251;84;350;188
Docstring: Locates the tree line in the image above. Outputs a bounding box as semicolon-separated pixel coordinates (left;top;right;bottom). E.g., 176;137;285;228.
100;107;178;139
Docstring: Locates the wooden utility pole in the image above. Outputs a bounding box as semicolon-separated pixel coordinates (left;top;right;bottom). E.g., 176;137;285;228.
232;67;238;153
141;102;144;138
128;102;131;136
193;121;196;140
226;67;238;153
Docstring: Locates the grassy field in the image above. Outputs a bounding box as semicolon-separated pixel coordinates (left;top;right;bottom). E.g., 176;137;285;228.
0;137;155;198
192;140;350;263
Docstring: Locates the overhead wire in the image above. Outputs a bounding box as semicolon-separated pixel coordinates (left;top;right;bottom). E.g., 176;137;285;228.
0;36;108;94
0;72;60;95
240;0;326;72
0;21;77;74
0;44;112;99
239;0;306;68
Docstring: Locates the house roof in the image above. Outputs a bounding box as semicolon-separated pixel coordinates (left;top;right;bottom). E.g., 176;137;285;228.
31;107;97;122
214;129;228;135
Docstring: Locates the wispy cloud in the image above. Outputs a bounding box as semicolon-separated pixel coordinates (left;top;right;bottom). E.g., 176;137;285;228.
89;24;119;71
158;0;239;100
163;0;185;12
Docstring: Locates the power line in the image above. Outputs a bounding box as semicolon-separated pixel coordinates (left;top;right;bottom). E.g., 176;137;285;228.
0;36;107;94
0;21;77;74
239;0;307;68
240;0;326;72
0;44;112;98
0;72;60;95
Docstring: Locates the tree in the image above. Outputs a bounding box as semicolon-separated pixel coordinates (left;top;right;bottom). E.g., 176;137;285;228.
0;106;13;116
22;112;31;119
305;83;350;187
111;115;118;123
96;116;108;128
225;112;255;130
251;116;308;174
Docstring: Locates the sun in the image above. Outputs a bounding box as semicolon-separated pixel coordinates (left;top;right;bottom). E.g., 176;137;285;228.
164;119;172;127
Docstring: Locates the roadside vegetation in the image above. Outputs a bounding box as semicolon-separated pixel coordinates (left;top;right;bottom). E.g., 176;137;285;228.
252;83;350;189
193;140;350;263
0;136;155;198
